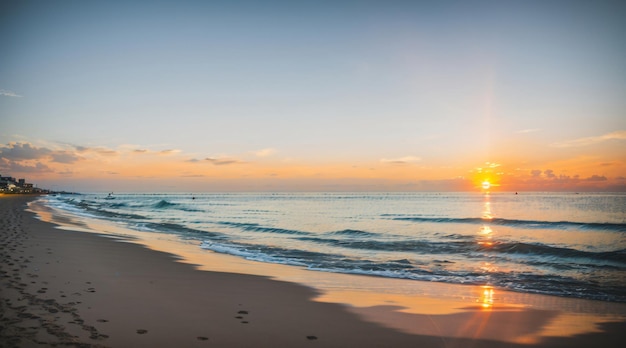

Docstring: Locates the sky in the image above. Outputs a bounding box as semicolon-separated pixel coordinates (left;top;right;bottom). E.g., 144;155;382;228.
1;0;625;192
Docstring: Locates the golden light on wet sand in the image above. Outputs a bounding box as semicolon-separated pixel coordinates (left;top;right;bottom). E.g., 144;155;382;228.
479;286;495;309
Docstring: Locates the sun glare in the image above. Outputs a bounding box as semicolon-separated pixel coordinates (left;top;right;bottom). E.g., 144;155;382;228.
479;286;495;309
481;180;491;190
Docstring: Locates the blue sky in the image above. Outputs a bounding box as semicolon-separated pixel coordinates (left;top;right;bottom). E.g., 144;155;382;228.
1;0;625;191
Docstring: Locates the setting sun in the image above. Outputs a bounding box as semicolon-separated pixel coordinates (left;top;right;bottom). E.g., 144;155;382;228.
482;181;491;190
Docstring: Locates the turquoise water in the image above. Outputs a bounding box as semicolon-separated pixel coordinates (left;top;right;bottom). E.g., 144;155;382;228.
43;192;626;302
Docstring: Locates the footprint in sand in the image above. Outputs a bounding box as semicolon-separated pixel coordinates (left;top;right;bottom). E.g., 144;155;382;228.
137;329;148;334
236;310;250;323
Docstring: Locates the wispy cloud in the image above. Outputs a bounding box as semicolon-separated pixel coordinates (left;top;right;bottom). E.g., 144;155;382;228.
485;162;500;169
74;145;90;152
253;148;276;157
122;146;179;156
50;151;81;164
0;89;22;98
585;174;607;182
93;147;119;156
551;130;626;148
158;149;180;155
380;156;421;165
206;157;244;165
516;128;541;134
66;144;118;156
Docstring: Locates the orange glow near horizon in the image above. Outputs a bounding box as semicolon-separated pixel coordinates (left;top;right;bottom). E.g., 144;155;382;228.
472;162;502;192
2;141;624;192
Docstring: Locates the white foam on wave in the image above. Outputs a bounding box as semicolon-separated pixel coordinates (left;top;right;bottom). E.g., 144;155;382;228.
200;241;308;267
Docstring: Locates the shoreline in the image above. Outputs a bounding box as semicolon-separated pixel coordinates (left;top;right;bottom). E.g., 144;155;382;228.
2;195;625;347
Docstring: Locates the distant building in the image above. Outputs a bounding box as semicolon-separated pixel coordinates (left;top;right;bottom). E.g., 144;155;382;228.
0;176;17;192
0;174;38;193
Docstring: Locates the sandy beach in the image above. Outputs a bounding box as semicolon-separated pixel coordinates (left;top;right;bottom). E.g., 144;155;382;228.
1;195;625;347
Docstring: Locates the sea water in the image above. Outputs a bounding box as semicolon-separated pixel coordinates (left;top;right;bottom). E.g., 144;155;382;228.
41;192;626;303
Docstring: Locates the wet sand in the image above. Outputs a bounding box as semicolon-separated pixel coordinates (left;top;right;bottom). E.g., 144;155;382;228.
1;195;625;347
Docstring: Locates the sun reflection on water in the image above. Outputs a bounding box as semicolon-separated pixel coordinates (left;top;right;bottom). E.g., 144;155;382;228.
478;225;494;247
482;198;493;220
479;225;493;235
477;194;496;309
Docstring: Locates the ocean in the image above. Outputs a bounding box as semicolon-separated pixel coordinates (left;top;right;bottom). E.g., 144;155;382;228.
39;192;626;303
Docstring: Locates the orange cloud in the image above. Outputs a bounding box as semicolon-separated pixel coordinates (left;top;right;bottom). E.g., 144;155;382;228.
158;149;180;155
551;131;626;148
380;156;422;165
497;166;624;192
205;157;245;166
